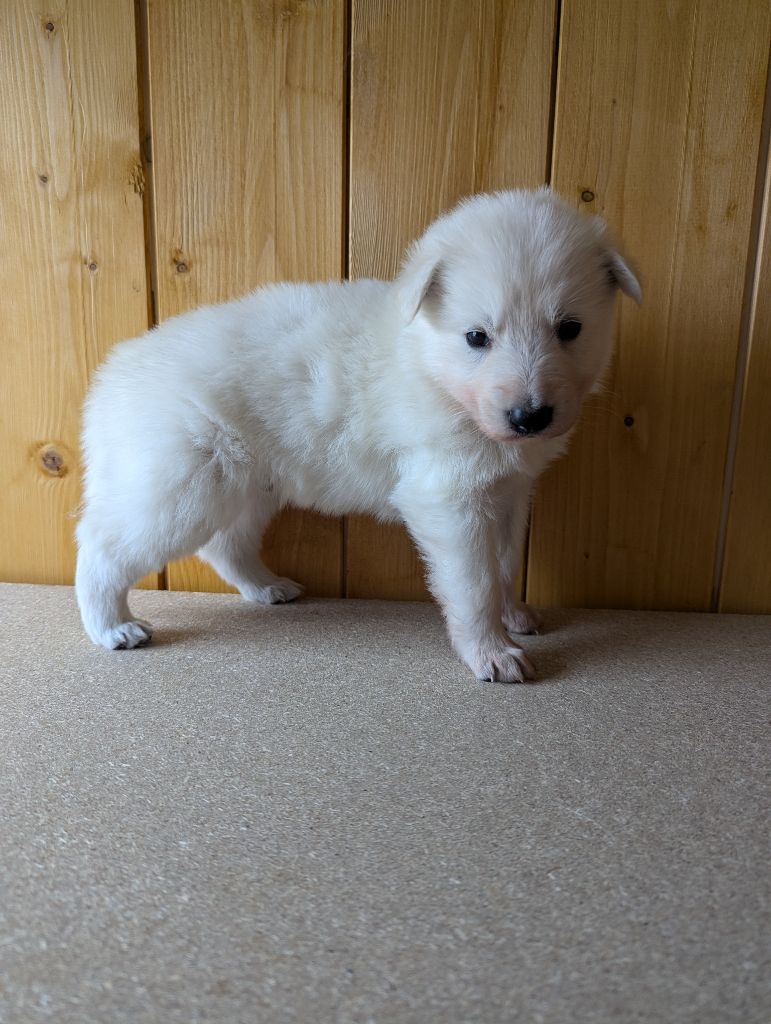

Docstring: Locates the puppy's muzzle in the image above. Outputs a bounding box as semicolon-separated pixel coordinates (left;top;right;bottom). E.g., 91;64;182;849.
508;403;554;436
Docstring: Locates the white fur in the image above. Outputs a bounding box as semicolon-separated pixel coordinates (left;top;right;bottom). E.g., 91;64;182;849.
76;188;639;679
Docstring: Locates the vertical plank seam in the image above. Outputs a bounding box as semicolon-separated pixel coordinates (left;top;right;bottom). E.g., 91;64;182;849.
544;0;563;186
524;0;562;603
134;0;166;590
472;4;483;192
134;0;159;333
343;0;352;283
62;8;91;576
272;5;279;282
712;48;771;612
657;5;699;568
59;9;90;399
342;0;353;597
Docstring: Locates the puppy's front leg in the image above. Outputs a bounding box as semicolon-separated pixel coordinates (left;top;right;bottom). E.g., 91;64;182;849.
494;478;543;637
394;480;535;683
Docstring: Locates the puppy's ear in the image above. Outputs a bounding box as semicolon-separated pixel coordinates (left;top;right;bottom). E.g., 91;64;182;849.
398;241;444;322
592;216;642;305
605;248;642;305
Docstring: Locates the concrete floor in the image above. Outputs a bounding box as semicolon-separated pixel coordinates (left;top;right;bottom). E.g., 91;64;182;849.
1;584;769;1023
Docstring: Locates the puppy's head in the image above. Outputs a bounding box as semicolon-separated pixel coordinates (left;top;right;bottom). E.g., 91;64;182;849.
398;188;640;444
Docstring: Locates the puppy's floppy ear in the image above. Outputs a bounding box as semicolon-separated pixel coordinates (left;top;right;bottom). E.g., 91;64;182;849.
592;215;642;304
398;239;443;322
605;247;642;305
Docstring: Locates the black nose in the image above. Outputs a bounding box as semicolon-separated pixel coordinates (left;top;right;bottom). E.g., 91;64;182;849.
508;404;554;435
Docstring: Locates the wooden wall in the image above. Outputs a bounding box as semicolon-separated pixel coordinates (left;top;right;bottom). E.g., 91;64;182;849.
2;0;770;614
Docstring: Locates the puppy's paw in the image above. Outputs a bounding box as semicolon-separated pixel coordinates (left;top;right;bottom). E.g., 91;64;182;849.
263;577;304;604
243;577;304;605
502;599;543;636
459;633;536;684
101;619;153;650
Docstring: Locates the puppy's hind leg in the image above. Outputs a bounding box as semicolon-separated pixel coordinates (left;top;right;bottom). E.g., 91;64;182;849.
75;521;157;650
198;493;303;604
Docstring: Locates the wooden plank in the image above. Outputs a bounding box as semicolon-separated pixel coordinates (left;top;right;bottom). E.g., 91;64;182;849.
720;134;771;613
146;0;346;597
527;0;771;611
347;0;557;599
0;0;150;585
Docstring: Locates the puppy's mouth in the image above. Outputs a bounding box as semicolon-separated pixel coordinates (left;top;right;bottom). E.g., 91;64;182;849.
501;427;566;443
480;425;568;445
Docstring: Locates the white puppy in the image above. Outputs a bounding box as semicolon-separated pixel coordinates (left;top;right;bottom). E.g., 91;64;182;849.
76;188;640;681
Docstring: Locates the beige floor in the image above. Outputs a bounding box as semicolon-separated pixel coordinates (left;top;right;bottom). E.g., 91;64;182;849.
1;583;769;1023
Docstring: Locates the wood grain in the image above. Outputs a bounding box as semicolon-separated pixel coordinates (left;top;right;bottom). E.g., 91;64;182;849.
145;0;346;596
0;0;150;585
347;0;557;599
527;0;771;611
720;133;771;613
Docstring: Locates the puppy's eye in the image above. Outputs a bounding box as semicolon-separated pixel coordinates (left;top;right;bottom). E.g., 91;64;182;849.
556;320;582;342
466;330;489;349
